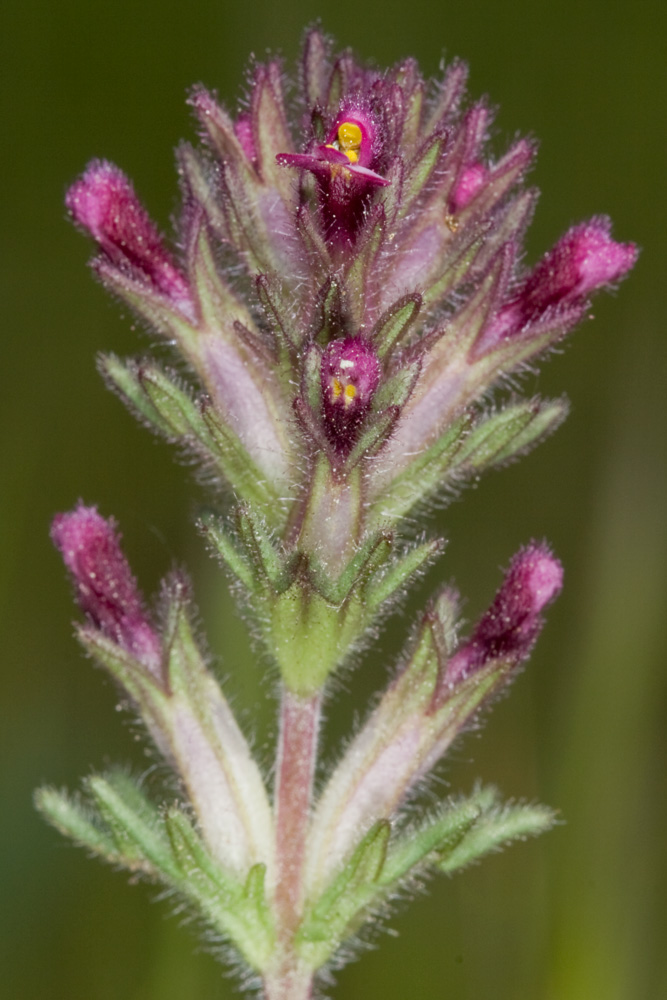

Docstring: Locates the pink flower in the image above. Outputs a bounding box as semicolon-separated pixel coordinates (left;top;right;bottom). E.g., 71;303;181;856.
277;105;388;246
481;217;637;349
450;162;489;212
320;337;382;451
66;160;194;318
51;504;162;676
444;542;563;685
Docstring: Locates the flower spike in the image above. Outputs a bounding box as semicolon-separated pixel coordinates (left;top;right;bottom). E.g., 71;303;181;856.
42;27;636;1000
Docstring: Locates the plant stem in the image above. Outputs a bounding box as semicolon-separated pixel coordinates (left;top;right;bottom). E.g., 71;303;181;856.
266;686;322;1000
274;687;322;928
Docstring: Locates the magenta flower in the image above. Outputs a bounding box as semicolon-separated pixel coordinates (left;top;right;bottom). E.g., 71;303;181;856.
320;337;382;450
479;216;637;351
445;543;564;685
66;160;195;320
277;104;389;247
51;504;162;677
450;162;489;213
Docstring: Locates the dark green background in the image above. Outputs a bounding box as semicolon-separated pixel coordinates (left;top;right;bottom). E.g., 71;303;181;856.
2;1;665;997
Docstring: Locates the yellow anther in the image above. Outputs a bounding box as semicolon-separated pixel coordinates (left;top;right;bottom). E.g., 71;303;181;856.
338;121;363;152
344;383;357;402
332;377;343;399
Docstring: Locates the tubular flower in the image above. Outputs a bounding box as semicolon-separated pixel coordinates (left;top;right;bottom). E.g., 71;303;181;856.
66;160;195;320
320;336;382;451
444;542;564;686
51;504;163;677
42;28;637;1000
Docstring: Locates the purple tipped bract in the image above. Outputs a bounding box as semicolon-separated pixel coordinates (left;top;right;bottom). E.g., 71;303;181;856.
51;504;162;675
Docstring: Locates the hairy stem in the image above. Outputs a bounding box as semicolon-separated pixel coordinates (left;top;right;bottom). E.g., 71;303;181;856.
266;687;322;1000
274;688;322;928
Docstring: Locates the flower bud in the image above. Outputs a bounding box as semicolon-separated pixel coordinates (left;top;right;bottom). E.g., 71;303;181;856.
233;113;256;162
445;542;563;684
51;504;162;676
66;160;193;317
450;162;489;213
485;217;637;344
320;337;382;451
522;217;637;313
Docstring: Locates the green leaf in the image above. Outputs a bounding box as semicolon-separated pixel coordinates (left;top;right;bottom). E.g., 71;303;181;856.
455;397;568;472
326;55;347;112
35;786;119;862
102;355;277;511
134;366;278;508
297;821;390;965
400;133;446;215
313;276;344;345
302;343;324;415
344;406;398;470
256;273;300;349
75;625;168;731
161;574;209;703
371;293;422;359
491;397;568;464
198;511;256;592
138;364;208;439
165;808;242;898
365;537;443;614
422;227;487;309
251;63;296;205
437;799;556;875
242;863;275;945
344;208;385;326
87;773;180;880
235;504;294;593
295;204;332;278
400;80;424;151
177;143;229;241
190;217;265;342
165;809;274;970
302;29;330;107
99;354;172;436
371;359;421;411
189;93;252;179
455;401;536;470
368;412;469;529
199;401;280;510
219;161;272;273
309;530;393;605
94;261;199;355
380;797;482;885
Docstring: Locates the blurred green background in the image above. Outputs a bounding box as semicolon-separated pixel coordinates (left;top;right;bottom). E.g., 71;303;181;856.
2;1;665;997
